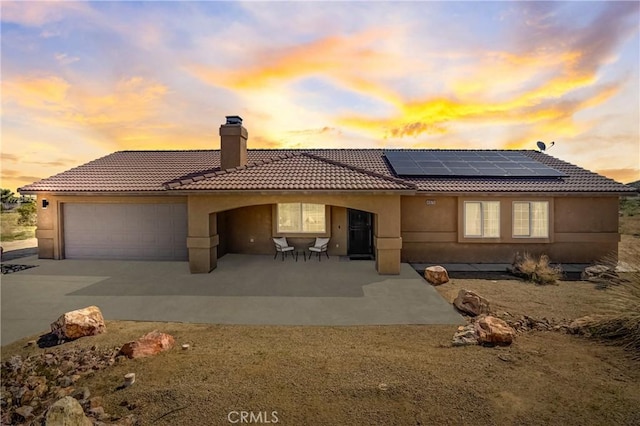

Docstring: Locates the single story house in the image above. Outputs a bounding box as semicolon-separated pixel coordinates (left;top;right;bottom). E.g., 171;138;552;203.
19;116;636;275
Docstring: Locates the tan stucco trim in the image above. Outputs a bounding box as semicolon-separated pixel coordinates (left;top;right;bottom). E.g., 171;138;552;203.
186;235;219;249
35;229;55;239
401;232;456;243
374;237;402;250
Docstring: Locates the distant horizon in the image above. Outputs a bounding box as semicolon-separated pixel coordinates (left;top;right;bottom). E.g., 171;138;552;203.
2;1;639;193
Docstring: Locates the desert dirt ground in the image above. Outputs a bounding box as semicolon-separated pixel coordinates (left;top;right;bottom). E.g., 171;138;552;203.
2;210;639;425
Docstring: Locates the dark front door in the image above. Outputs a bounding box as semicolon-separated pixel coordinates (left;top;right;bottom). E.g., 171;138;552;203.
348;209;373;256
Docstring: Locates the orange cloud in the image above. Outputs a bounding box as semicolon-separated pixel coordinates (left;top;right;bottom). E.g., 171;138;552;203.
336;48;619;144
1;169;43;192
452;50;582;97
2;75;70;110
188;30;401;106
595;168;640;184
2;75;171;149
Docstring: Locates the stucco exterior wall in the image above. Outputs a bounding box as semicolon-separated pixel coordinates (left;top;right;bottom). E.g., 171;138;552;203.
554;197;618;233
33;192;620;274
329;206;348;256
225;204;273;254
400;195;620;263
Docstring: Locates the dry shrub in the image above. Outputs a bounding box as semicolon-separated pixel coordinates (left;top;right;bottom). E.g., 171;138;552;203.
585;250;640;359
510;252;562;285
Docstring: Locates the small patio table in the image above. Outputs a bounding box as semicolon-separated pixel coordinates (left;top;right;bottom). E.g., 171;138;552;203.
294;247;307;262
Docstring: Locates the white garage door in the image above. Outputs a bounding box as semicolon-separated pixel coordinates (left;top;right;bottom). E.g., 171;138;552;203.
63;203;188;260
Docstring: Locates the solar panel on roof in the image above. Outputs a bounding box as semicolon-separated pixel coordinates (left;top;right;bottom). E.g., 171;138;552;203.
384;151;566;178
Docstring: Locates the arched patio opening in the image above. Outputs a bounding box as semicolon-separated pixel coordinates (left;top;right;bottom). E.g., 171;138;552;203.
186;193;402;275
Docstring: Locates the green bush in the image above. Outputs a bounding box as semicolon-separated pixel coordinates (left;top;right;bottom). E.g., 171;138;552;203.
1;188;18;204
620;197;640;217
16;202;37;226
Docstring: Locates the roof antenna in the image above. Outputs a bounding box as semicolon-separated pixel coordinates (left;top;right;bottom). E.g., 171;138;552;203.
536;141;555;152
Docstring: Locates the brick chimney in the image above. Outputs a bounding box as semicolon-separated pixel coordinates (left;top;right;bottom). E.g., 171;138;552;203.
220;115;248;170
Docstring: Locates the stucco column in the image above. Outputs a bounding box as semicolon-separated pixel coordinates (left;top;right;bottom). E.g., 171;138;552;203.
374;196;402;275
35;194;59;259
187;197;219;273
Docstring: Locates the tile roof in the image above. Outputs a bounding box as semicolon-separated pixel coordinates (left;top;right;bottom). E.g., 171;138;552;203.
18;149;636;194
165;153;413;191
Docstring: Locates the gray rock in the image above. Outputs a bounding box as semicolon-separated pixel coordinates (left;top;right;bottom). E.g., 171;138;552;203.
581;265;613;281
71;387;90;402
59;376;73;388
452;324;479;346
15;405;34;420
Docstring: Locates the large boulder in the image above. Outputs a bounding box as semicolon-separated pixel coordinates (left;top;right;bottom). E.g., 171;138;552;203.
475;315;516;346
424;265;450;285
45;396;92;426
119;330;175;359
50;306;106;340
453;289;490;316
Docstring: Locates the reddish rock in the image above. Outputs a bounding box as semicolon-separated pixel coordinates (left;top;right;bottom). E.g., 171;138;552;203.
453;289;490;316
50;306;106;340
88;396;103;409
475;315;516;346
119;331;175;359
424;266;450;285
88;406;107;420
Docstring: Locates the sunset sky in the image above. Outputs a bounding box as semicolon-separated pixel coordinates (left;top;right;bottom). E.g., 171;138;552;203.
2;1;639;193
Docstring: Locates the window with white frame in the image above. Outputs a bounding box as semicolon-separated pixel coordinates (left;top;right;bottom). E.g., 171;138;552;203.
277;203;326;233
464;201;500;238
513;201;549;238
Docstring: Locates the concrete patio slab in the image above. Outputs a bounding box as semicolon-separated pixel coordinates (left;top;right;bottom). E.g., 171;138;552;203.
1;254;463;346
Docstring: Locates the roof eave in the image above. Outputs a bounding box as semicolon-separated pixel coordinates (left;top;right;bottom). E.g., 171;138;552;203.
18;189;416;196
16;190;173;196
414;190;636;197
166;188;416;195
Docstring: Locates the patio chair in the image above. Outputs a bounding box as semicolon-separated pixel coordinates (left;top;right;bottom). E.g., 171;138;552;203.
308;237;330;261
272;237;295;261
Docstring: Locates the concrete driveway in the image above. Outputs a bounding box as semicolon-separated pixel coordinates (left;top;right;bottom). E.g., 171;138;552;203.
1;253;463;345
